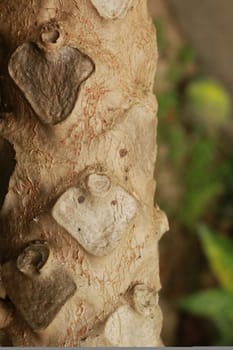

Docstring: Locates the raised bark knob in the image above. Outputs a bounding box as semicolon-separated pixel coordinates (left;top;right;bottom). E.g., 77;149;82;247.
52;174;138;256
86;173;111;197
17;241;49;276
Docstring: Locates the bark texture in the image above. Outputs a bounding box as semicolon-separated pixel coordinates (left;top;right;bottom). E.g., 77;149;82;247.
0;0;168;346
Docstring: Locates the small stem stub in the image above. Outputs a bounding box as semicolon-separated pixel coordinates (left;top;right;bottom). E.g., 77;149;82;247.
41;30;60;45
39;21;64;52
17;241;49;276
133;284;159;317
86;173;111;197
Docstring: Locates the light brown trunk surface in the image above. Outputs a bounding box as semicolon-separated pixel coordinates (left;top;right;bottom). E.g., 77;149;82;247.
0;0;168;346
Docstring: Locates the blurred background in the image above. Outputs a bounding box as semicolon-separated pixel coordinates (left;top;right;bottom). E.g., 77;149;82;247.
148;0;233;346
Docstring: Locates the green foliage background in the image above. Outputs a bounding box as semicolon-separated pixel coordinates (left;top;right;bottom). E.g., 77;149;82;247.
154;18;233;346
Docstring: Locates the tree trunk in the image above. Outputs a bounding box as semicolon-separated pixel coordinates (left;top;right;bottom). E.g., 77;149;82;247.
0;0;168;346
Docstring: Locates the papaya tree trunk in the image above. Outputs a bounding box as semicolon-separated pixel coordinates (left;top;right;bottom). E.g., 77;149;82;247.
0;0;168;346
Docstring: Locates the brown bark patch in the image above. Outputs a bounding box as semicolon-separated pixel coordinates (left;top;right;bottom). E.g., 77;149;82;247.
8;43;95;125
2;263;77;330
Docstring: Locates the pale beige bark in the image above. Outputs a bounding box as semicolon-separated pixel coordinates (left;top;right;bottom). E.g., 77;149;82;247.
0;0;168;346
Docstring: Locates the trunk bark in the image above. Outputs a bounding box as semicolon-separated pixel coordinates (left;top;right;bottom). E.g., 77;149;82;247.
0;0;168;346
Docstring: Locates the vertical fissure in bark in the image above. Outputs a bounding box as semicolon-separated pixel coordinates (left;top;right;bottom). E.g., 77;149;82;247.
0;138;16;209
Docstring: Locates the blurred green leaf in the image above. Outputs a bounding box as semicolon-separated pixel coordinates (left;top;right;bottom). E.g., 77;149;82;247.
167;63;183;84
166;125;186;165
220;152;233;222
181;183;223;228
179;288;233;344
179;288;233;320
157;90;179;119
154;18;167;52
180;137;223;227
198;226;233;292
186;78;232;126
178;44;196;65
167;44;196;84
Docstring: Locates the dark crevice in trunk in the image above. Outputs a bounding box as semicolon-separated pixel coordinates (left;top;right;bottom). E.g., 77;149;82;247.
0;138;16;209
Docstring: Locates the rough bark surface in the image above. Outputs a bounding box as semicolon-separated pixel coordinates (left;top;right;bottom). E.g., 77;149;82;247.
0;0;168;346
